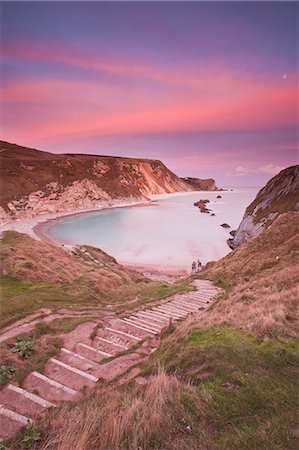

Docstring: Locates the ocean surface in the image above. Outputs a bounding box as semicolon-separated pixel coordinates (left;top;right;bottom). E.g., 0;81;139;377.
48;188;259;269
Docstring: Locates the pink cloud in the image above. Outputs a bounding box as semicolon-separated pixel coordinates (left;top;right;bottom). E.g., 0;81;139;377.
2;41;298;144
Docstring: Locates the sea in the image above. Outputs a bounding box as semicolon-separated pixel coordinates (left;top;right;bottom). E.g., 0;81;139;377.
47;188;259;270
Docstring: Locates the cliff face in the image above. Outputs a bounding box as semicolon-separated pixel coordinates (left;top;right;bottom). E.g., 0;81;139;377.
228;165;299;249
0;141;192;224
181;177;218;191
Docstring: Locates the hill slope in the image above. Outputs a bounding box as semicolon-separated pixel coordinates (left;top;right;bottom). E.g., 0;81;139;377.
19;212;298;450
0;141;193;224
228;165;299;248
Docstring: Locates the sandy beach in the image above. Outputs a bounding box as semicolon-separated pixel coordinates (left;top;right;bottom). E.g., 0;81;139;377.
0;199;150;244
0;199;191;276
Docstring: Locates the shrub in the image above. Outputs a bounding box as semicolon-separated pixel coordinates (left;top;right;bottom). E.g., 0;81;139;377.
21;422;41;449
11;339;35;358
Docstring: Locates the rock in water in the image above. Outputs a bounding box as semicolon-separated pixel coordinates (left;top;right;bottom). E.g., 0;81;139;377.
194;199;211;213
221;223;231;229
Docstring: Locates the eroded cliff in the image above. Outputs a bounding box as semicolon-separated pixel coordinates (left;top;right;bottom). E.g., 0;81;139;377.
228;165;299;249
181;177;219;191
0;141;192;224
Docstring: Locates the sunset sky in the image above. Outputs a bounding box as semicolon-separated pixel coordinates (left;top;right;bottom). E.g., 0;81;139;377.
1;1;298;186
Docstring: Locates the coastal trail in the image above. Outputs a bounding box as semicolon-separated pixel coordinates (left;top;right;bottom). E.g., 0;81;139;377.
0;279;221;443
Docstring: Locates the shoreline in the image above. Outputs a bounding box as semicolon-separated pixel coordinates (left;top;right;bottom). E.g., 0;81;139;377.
0;199;151;243
0;199;192;276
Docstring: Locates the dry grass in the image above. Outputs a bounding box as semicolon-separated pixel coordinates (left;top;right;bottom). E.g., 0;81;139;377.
0;231;145;292
0;231;192;327
33;369;196;450
191;212;299;338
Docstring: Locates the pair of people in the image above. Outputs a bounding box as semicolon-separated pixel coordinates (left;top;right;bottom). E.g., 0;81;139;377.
192;259;202;273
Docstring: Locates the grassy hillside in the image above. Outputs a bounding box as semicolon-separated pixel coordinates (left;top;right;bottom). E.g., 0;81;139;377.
0;231;192;329
6;212;297;449
196;211;299;338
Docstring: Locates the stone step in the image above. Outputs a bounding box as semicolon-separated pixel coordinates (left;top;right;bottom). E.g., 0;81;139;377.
76;342;112;362
166;303;193;314
109;320;149;339
154;306;185;318
0;384;55;419
142;310;173;322
121;318;158;334
0;404;31;441
136;311;169;324
180;295;211;304
172;300;199;311
58;348;98;372
174;299;202;310
93;336;127;354
23;371;79;402
95;336;127;349
94;353;144;382
187;293;212;300
130;315;164;330
97;329;140;348
151;308;181;319
44;358;98;390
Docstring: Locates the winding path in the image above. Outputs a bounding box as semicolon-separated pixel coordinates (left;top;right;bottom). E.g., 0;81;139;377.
0;279;221;442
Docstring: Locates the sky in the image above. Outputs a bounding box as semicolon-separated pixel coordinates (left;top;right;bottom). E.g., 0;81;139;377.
1;1;298;187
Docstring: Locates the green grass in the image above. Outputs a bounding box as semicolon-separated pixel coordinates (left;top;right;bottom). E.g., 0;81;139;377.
142;326;299;449
111;278;193;314
0;276;96;330
0;275;192;330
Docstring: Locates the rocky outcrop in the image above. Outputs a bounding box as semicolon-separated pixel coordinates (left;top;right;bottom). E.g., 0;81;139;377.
228;165;299;249
194;199;211;213
181;177;219;191
0;141;195;224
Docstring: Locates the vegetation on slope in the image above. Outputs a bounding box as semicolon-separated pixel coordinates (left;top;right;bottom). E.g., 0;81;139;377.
6;212;298;450
195;212;299;338
0;231;191;329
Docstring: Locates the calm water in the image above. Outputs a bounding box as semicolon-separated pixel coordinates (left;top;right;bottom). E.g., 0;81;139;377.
48;189;259;269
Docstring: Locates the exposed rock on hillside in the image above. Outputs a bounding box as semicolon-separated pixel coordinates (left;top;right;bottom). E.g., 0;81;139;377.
181;177;219;191
0;141;193;224
228;165;299;249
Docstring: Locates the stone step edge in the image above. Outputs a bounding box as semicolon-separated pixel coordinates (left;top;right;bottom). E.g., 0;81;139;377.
171;301;200;311
130;315;165;329
141;310;172;321
124;317;161;333
6;384;56;409
120;318;158;334
94;336;128;350
60;348;97;365
151;308;182;319
48;358;99;383
135;312;169;323
105;327;141;341
76;343;112;358
0;404;32;425
30;372;78;395
154;307;185;318
166;303;196;314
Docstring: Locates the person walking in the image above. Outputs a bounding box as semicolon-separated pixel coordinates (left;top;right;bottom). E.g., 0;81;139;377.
197;259;202;271
191;261;196;274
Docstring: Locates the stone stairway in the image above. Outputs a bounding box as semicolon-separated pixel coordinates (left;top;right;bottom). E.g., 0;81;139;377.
0;279;221;442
